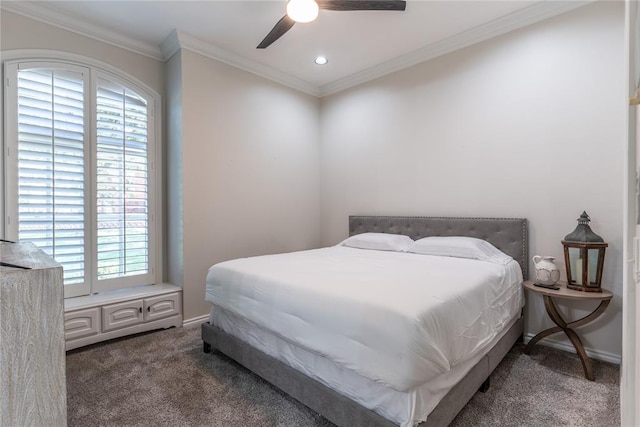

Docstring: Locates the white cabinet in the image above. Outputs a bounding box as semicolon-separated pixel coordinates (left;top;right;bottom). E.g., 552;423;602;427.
100;293;181;332
64;286;182;350
64;307;100;341
102;299;144;332
144;293;181;322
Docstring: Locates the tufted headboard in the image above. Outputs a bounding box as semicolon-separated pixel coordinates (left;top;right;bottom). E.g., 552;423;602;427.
349;216;528;278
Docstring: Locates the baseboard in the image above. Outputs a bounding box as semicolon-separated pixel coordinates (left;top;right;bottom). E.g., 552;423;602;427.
182;314;209;327
523;332;621;365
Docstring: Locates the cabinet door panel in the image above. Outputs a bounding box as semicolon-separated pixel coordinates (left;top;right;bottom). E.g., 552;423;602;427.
102;299;143;332
65;307;101;340
144;293;181;322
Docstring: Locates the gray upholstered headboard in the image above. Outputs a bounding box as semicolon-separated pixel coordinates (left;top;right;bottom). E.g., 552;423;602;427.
349;216;528;278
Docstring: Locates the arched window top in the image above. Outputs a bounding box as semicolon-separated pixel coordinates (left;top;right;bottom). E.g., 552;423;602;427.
3;52;162;298
2;49;160;103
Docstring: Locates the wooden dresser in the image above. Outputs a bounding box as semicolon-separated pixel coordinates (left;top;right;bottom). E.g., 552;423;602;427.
0;242;67;426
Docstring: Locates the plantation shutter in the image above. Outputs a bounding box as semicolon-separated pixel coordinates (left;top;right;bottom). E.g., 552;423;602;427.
95;78;150;283
6;60;158;298
16;68;87;287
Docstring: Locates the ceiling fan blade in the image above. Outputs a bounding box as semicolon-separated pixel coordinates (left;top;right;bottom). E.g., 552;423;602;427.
317;0;406;11
257;15;296;49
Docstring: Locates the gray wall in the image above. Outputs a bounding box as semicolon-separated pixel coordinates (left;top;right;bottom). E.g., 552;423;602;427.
165;52;184;290
319;1;625;361
622;1;640;423
167;49;322;320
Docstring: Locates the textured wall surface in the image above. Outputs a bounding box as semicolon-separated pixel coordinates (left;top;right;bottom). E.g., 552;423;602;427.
0;242;67;426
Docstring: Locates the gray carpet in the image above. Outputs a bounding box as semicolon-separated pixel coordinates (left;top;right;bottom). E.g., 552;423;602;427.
66;325;620;427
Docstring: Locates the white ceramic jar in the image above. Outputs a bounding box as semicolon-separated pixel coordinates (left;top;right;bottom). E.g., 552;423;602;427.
532;255;561;285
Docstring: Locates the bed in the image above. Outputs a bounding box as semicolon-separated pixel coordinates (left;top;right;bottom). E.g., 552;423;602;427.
202;216;528;426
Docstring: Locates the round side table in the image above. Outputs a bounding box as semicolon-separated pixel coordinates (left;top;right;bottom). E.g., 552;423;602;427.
523;280;612;381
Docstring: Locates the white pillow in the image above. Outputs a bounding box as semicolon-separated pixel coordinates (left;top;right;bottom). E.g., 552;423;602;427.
408;236;513;265
339;232;414;252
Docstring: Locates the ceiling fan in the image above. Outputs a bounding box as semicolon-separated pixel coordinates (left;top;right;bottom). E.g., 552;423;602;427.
257;0;407;49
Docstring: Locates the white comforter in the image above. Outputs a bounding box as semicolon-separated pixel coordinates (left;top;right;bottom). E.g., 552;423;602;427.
205;246;523;392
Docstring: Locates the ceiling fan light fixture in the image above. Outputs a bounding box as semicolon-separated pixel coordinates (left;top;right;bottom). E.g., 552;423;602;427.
258;0;406;49
286;0;319;23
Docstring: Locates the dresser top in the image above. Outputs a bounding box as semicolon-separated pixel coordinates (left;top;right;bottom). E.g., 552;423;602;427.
0;242;61;272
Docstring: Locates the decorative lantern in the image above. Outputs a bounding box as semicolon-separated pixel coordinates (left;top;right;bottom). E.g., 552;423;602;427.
561;212;608;292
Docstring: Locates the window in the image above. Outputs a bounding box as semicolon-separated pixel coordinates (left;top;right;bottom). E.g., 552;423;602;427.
4;59;160;298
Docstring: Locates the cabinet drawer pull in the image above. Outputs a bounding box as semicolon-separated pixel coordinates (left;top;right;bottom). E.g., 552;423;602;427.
139;307;142;314
147;306;150;312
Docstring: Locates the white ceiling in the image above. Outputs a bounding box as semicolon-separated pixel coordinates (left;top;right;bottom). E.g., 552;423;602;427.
2;1;592;96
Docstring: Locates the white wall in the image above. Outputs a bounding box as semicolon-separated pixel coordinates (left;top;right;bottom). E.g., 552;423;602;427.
1;3;628;361
169;49;321;321
319;2;625;360
0;11;164;95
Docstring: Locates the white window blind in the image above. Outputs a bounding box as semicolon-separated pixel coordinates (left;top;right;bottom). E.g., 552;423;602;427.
96;79;149;281
16;68;87;286
5;59;159;299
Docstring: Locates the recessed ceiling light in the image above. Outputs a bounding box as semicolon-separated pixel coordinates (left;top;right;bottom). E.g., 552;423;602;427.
314;56;328;65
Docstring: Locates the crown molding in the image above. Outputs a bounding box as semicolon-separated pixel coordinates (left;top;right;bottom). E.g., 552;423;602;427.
1;1;320;97
319;0;596;97
0;1;164;61
162;30;321;97
2;0;595;98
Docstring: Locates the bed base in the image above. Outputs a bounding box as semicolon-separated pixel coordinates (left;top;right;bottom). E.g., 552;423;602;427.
201;316;523;427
